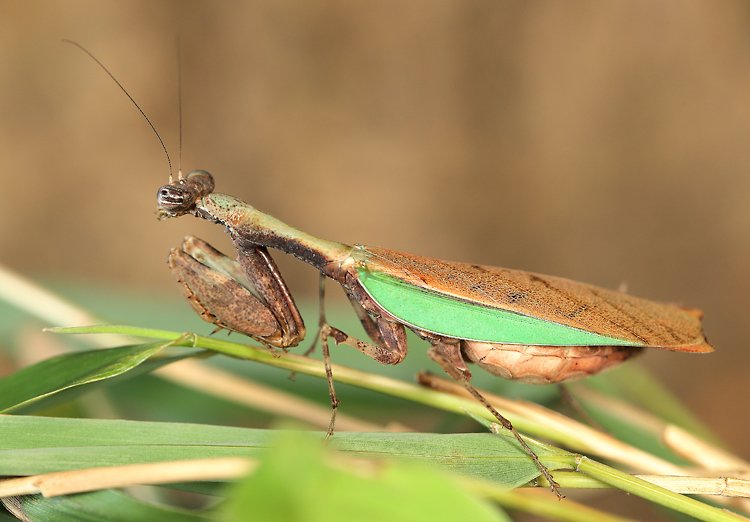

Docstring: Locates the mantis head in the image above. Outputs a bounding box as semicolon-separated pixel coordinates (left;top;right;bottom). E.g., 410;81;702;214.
157;170;215;218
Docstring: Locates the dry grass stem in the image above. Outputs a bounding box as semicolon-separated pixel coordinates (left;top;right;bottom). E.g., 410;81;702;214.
663;424;750;473
633;475;750;497
0;458;255;498
419;372;684;474
156;359;396;432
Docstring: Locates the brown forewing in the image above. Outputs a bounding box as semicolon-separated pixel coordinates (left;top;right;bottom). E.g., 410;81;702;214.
362;247;712;352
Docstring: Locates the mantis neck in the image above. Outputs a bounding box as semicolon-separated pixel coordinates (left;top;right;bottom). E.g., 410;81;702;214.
197;193;353;278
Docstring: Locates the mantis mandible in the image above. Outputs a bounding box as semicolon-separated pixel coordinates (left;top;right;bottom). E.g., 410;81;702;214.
156;170;713;498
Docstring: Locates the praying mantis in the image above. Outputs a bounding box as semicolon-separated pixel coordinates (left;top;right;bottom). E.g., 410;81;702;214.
65;39;714;497
156;170;713;497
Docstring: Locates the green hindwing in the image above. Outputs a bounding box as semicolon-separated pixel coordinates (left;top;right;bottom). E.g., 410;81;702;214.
357;270;640;347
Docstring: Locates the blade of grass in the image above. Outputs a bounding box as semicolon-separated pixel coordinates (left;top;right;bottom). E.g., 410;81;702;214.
0;415;568;489
0;341;195;413
5;489;209;522
2;416;733;522
220;431;505;522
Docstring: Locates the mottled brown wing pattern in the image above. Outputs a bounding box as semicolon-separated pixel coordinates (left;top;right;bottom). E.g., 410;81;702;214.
362;246;711;352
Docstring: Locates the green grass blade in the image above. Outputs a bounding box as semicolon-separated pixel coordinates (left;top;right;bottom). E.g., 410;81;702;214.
10;490;208;522
0;416;568;489
0;341;194;413
0;417;667;522
219;431;507;522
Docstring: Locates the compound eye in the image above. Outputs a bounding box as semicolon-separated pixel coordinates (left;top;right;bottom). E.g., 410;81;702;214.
157;184;195;213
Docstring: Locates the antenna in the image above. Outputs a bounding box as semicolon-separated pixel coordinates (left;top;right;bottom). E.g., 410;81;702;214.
62;39;174;182
177;36;183;180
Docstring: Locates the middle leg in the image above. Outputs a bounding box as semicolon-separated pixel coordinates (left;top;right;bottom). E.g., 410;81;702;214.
308;274;410;436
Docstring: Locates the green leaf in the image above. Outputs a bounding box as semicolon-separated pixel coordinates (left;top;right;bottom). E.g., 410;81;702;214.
219;431;507;522
7;490;208;522
0;416;572;488
0;342;189;413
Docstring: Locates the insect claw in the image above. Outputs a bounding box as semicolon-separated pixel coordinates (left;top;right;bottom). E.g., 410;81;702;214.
209;326;223;336
324;409;337;439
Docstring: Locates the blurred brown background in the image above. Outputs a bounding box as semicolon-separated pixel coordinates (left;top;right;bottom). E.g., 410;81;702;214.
0;0;748;461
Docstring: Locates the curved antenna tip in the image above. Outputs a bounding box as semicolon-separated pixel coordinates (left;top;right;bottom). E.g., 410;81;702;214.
63;39;173;181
